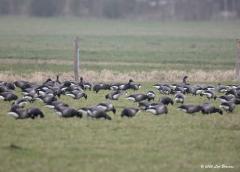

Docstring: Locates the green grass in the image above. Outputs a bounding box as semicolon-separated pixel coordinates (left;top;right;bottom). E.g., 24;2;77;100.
0;17;240;73
0;84;240;172
0;17;240;171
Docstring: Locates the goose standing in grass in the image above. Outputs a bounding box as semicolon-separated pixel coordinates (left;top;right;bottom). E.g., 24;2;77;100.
160;96;174;105
0;92;18;101
201;103;223;115
220;101;235;112
93;83;111;93
174;93;185;104
95;102;116;114
121;108;140;118
105;90;124;100
55;105;82;118
65;90;87;100
146;104;168;115
8;104;44;119
201;90;217;100
178;104;202;114
127;91;155;102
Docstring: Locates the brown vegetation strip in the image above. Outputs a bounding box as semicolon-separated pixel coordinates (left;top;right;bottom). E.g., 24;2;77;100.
0;69;236;83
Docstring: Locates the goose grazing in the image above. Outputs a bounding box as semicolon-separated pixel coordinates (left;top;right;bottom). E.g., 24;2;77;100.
8;105;44;119
201;90;217;100
95;102;116;114
66;90;87;100
26;108;44;119
93;83;111;93
121;108;140;118
174;93;185;104
220;101;235;112
86;108;112;120
178;104;202;114
55;106;82;118
0;92;18;101
13;98;30;107
160;96;174;105
201;103;223;115
105;90;124;100
127;91;155;102
146;104;168;115
8;104;28;119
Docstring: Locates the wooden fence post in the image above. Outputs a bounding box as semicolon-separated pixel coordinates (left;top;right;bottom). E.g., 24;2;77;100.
74;36;80;82
235;39;240;80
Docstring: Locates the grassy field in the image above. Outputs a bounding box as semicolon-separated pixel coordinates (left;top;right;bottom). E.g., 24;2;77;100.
0;84;240;172
0;17;240;172
0;17;240;75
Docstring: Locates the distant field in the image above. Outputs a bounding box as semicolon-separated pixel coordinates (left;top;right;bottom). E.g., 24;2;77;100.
0;17;240;79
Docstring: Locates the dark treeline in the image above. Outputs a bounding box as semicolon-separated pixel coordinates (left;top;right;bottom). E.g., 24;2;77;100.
0;0;239;20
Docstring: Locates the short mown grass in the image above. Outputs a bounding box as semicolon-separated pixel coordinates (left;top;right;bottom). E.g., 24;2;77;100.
0;17;239;74
0;84;240;172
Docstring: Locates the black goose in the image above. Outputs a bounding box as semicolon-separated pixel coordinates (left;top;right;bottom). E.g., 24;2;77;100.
26;108;44;119
201;90;217;100
160;96;174;105
178;104;202;114
79;77;92;90
201;103;223;115
0;92;18;101
146;104;168;115
174;93;185;104
121;108;140;118
86;107;112;120
66;90;87;100
13;98;30;107
93;83;111;93
95;102;116;114
127;91;155;102
220;101;235;112
55;106;82;118
182;75;189;85
105;90;124;100
8;105;44;119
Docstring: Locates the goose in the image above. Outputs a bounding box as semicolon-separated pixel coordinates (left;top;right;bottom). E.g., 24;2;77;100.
160;96;174;105
201;90;217;100
26;107;45;119
127;91;155;102
157;85;172;95
79;77;92;90
105;90;124;100
55;106;82;118
178;104;202;114
174;93;185;104
8;104;28;119
220;101;235;112
0;85;10;93
121;108;140;118
146;104;168;115
8;105;44;119
86;107;112;120
95;102;116;114
201;103;223;115
182;76;189;85
65;90;87;100
0;92;18;101
93;83;111;93
217;95;235;103
14;80;32;90
13;98;30;107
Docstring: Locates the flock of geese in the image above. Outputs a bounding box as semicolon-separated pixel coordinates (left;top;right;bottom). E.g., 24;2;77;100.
0;76;239;120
